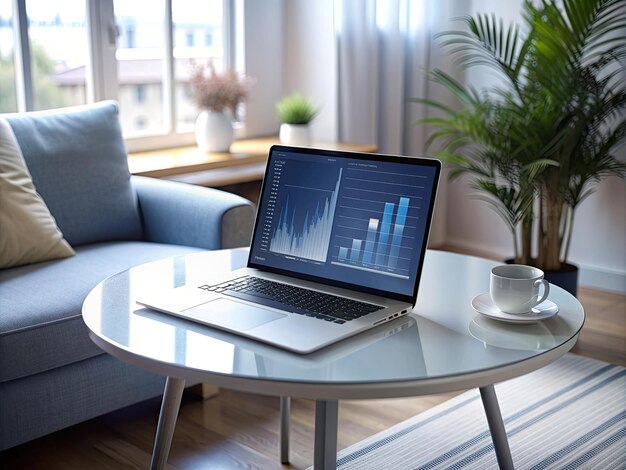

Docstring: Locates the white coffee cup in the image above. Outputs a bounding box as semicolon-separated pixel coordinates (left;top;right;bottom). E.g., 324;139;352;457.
490;265;550;314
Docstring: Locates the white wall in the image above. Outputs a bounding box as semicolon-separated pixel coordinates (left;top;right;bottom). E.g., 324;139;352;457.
568;175;626;291
241;0;284;137
283;0;338;142
246;0;337;141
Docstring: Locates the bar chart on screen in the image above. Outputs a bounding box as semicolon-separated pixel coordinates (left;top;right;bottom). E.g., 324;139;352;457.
331;164;427;278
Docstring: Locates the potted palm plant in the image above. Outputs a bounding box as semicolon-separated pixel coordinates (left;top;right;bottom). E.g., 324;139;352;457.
413;0;626;295
276;93;320;146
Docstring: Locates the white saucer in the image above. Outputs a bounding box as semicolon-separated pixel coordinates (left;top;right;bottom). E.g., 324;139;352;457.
471;293;559;324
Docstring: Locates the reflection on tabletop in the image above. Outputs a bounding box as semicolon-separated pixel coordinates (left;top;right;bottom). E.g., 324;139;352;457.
469;314;562;351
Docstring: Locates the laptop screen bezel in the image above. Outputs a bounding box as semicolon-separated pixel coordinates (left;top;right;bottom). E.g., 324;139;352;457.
246;145;441;305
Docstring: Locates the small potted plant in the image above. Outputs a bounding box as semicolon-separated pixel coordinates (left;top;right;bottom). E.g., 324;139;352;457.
412;0;626;295
276;93;320;146
189;62;254;152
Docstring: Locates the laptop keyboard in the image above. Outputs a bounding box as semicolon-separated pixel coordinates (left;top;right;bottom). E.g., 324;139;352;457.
198;276;382;324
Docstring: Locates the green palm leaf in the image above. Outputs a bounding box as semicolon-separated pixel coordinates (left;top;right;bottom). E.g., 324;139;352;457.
412;0;626;269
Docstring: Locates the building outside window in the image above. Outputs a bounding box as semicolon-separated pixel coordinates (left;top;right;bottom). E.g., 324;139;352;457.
118;18;137;49
134;115;147;129
135;84;146;103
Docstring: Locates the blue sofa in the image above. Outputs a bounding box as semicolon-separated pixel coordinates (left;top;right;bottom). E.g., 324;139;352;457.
0;102;255;451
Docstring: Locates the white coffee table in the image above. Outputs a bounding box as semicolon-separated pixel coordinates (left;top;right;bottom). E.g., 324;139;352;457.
82;248;584;469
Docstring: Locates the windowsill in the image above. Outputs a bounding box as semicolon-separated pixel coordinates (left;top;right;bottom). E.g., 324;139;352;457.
128;136;377;187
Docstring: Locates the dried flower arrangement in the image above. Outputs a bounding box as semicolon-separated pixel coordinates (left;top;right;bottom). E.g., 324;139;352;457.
189;62;255;115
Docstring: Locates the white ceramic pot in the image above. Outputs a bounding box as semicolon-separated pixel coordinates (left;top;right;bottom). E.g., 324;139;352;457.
195;110;234;152
279;123;310;146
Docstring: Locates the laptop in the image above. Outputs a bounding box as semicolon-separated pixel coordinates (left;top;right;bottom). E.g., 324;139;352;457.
137;145;440;354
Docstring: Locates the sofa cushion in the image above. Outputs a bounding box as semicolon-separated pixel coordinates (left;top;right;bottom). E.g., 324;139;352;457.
5;101;143;247
0;241;203;383
0;119;74;268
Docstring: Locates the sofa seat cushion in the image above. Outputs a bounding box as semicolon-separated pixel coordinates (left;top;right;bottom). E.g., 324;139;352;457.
0;241;204;383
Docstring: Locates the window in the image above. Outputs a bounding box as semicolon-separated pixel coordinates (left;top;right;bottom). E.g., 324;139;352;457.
0;0;88;112
172;0;225;133
135;84;146;103
0;2;17;112
3;0;233;151
134;115;147;129
118;18;136;49
113;0;167;136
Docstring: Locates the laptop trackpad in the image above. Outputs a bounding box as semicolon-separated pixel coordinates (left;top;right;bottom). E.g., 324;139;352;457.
182;298;286;331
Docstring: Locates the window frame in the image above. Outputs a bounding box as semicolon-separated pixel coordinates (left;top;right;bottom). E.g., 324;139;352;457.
9;0;237;152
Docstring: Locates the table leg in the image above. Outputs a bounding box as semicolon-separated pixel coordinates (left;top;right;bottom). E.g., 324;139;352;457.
480;385;514;470
280;396;290;463
150;376;186;470
314;399;338;470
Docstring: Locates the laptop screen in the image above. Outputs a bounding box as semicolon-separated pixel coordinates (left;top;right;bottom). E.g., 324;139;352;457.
248;146;440;302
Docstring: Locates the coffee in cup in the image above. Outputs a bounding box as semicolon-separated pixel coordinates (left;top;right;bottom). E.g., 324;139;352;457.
490;265;550;314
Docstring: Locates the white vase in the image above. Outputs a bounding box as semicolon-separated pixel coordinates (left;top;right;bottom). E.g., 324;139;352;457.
195;110;234;152
279;123;310;146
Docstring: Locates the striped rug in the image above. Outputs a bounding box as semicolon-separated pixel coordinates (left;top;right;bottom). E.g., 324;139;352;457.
328;354;626;469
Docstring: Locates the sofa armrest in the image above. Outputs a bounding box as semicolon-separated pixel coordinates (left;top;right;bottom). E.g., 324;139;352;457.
133;176;255;250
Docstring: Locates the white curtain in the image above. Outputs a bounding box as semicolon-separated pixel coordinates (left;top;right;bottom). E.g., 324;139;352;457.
336;0;462;244
336;0;461;157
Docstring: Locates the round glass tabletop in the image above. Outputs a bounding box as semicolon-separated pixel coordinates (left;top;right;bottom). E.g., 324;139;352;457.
82;249;584;399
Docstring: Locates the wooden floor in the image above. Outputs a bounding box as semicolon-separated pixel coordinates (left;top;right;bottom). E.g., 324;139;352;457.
2;254;624;469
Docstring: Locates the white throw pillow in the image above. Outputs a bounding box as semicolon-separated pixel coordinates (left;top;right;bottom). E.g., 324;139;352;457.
0;118;74;268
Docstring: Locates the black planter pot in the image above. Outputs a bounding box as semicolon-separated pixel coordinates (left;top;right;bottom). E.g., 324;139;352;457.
543;263;579;297
505;259;579;297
